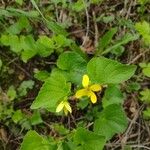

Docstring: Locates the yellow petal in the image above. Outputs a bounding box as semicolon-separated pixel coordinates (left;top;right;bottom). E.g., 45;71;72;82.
56;101;64;113
82;74;89;88
88;91;97;103
64;107;68;116
64;101;72;113
90;84;102;92
75;89;88;98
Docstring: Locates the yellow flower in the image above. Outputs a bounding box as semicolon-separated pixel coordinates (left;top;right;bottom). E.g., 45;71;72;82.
75;74;102;103
56;100;72;115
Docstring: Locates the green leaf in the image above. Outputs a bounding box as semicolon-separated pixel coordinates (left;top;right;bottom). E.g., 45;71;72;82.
12;110;23;123
77;98;89;110
102;85;124;108
111;45;125;56
138;0;149;5
0;34;22;53
139;62;150;77
31;71;71;111
15;0;23;5
140;89;150;103
34;70;50;81
6;8;39;18
143;67;150;77
94;104;128;140
102;15;115;23
20;130;55;150
7;85;17;101
52;123;69;136
57;51;87;71
52;35;72;53
127;82;141;92
21;49;37;62
143;108;150;118
139;62;147;68
36;36;54;57
87;57;136;84
135;21;150;45
98;28;117;50
46;21;68;36
30;111;43;125
7;17;31;35
101;33;138;55
18;80;35;97
71;0;86;12
57;51;87;84
135;21;150;36
20;35;37;62
74;128;106;150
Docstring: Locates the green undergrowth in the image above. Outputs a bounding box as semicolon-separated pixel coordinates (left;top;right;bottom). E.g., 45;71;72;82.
0;0;150;150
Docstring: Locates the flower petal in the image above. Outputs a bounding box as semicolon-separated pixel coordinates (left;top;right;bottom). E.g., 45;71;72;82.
64;107;68;116
88;91;97;103
64;101;72;113
82;74;89;88
75;89;88;98
56;101;64;112
90;84;102;92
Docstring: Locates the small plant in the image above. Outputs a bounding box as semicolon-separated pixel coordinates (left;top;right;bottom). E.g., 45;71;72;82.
1;0;147;149
135;21;150;45
140;89;150;118
20;55;136;150
139;62;150;77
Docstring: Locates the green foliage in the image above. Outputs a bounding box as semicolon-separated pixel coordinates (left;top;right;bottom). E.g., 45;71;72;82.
140;89;150;103
77;97;89;109
0;100;14;120
46;21;68;36
140;89;150;119
126;82;141;92
102;15;115;23
101;33;138;55
15;0;23;5
74;128;106;150
0;34;22;53
0;7;39;18
139;62;150;77
20;130;55;150
98;27;117;51
143;108;150;118
87;57;136;84
34;70;50;81
96;30;138;56
143;108;150;119
52;124;69;136
138;0;150;5
135;21;150;45
36;35;54;57
94;104;128;140
30;111;43;125
18;80;35;97
71;0;86;12
12;110;23;123
0;34;72;62
57;51;87;84
31;71;71;111
102;85;124;108
0;1;139;149
7;85;17;101
7;17;31;35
